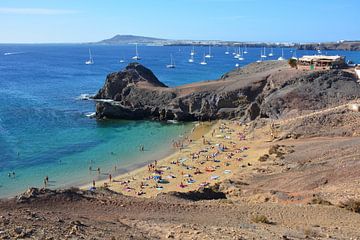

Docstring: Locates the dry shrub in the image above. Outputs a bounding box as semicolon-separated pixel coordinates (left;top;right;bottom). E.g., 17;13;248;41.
251;215;270;224
310;197;332;206
339;199;360;213
258;154;269;162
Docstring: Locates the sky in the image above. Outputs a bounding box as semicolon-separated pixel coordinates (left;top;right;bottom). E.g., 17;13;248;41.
0;0;359;43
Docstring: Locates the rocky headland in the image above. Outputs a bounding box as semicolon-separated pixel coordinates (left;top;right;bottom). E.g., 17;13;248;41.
95;61;360;122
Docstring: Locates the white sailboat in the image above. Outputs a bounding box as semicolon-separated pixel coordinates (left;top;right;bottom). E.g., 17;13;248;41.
238;48;244;61
166;54;176;68
268;48;274;57
190;46;195;56
205;46;212;58
243;45;248;54
188;54;194;63
291;50;298;60
278;48;285;61
85;48;94;65
234;47;240;59
132;43;141;60
225;46;230;55
261;47;267;58
256;49;263;62
119;54;125;63
200;54;207;65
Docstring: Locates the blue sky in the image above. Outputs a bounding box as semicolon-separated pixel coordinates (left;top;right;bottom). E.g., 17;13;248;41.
0;0;359;43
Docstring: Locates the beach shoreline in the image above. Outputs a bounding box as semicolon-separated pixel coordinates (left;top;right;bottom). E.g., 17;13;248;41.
81;119;271;198
78;121;215;194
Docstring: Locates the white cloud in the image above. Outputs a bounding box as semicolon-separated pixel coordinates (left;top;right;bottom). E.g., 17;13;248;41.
0;7;78;15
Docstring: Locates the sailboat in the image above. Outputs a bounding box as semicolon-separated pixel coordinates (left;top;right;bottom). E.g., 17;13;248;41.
261;47;267;58
85;48;94;65
190;46;195;56
243;45;248;54
225;46;230;55
205;46;212;58
238;48;244;61
166;54;176;68
119;54;125;63
256;49;263;62
291;50;298;60
200;54;207;65
268;48;274;57
132;43;141;60
188;54;194;63
278;48;285;61
234;47;240;59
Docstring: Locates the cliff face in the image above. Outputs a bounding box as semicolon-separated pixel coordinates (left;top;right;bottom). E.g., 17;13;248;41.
94;62;360;121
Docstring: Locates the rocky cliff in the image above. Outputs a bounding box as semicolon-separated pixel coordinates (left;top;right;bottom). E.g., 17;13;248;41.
94;62;360;121
296;41;360;51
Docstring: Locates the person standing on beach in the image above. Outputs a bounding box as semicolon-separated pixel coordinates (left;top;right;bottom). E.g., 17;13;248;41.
109;174;112;182
92;180;96;188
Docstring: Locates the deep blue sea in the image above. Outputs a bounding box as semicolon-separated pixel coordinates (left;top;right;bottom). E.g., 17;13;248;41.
0;44;359;197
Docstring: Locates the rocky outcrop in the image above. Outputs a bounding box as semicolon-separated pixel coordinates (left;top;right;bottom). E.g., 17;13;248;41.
94;62;360;121
296;41;360;51
259;70;360;119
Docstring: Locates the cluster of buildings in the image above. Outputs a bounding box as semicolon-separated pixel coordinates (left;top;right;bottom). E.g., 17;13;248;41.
297;55;346;69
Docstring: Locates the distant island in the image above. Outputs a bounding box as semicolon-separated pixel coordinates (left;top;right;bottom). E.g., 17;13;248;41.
92;34;295;47
93;34;360;51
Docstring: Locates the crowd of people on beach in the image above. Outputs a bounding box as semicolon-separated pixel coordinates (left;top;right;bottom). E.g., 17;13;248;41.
87;121;252;197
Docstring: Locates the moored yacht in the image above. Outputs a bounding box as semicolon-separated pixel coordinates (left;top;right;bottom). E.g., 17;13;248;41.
166;54;176;68
132;43;141;60
261;47;267;58
188;54;194;63
205;46;212;58
268;48;274;57
85;48;94;65
200;54;207;65
278;48;285;61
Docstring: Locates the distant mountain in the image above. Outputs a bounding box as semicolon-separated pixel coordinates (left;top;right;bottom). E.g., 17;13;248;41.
96;35;359;50
95;35;168;45
94;34;297;47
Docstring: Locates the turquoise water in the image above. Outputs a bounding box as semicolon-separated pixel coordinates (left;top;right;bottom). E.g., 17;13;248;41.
0;44;359;197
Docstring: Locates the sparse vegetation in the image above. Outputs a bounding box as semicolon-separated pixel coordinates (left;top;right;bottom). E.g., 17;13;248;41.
251;215;271;224
310;197;332;206
288;58;298;68
339;199;360;213
258;154;269;162
303;228;320;238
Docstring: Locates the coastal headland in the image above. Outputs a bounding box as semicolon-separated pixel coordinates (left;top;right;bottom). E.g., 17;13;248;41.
2;62;360;239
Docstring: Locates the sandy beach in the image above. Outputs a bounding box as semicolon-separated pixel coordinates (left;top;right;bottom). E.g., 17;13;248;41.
82;120;270;198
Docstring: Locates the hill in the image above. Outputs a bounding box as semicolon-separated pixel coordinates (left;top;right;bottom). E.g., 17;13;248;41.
96;34;168;45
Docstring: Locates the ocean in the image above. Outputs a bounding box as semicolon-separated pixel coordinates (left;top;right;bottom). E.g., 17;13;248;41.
0;44;359;197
